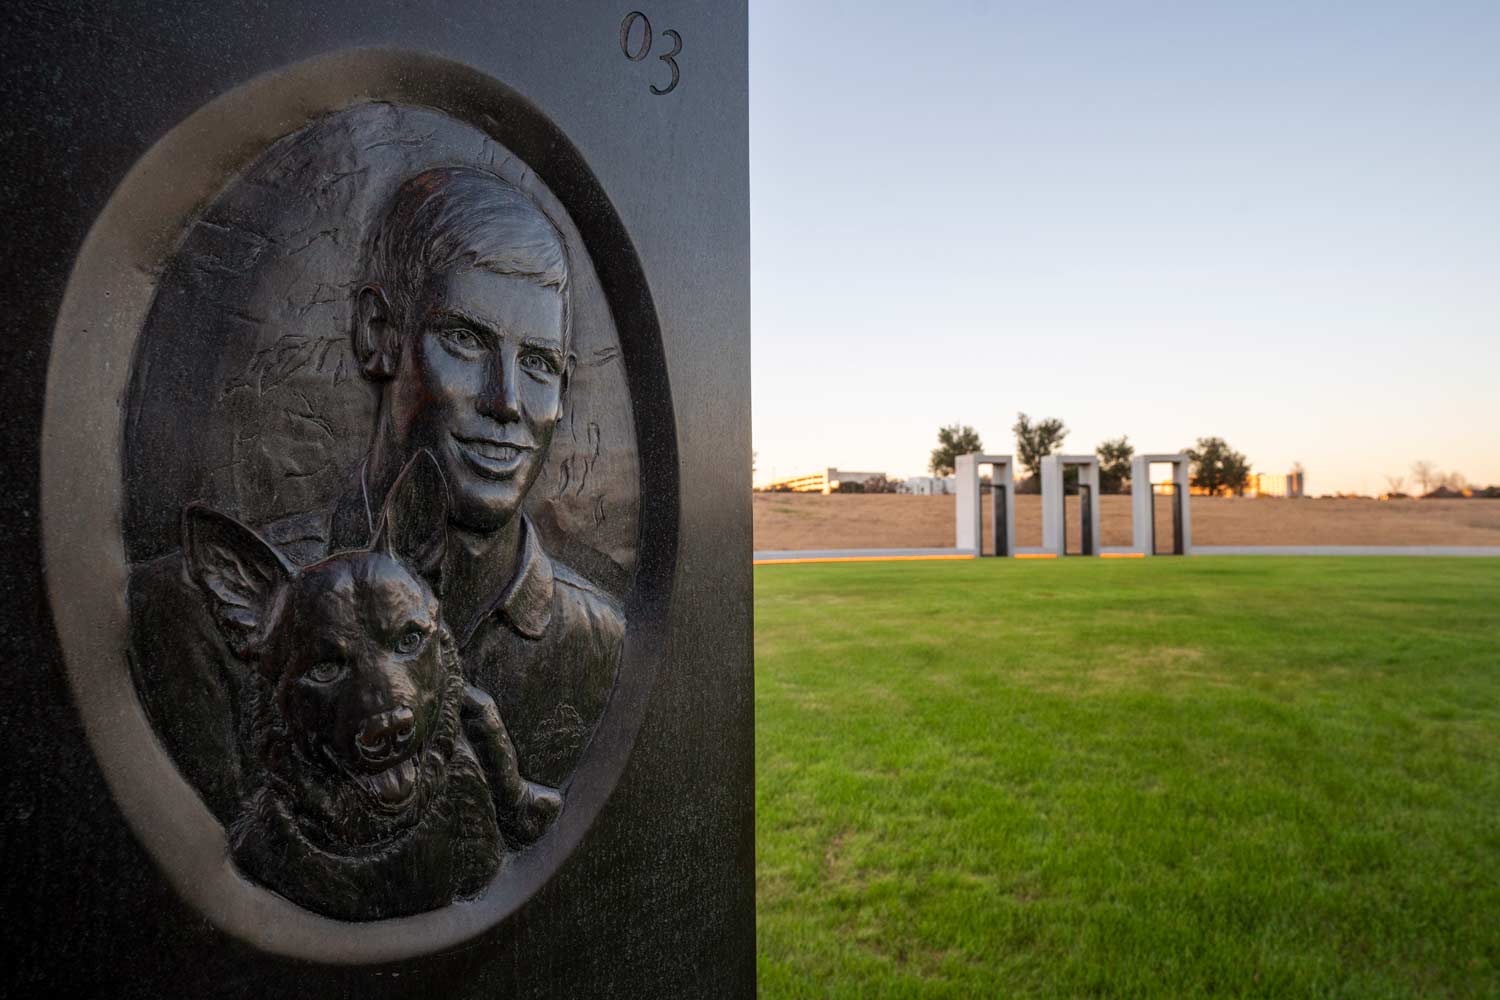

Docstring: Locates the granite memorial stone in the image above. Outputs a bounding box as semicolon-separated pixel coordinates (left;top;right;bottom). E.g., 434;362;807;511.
2;2;751;995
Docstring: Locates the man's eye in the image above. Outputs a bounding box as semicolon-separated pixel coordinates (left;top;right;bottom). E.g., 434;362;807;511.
307;662;345;684
520;353;554;373
396;630;424;655
442;328;480;351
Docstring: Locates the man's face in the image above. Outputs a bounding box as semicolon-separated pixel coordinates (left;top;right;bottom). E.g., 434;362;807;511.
384;266;568;533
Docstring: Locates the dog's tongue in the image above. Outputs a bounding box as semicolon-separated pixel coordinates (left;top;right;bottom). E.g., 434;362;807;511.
366;757;417;805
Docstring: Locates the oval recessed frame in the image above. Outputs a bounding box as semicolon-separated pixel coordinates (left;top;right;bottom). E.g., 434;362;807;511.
40;49;677;964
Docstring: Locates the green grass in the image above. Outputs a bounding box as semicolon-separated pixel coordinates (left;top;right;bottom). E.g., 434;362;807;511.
755;557;1500;999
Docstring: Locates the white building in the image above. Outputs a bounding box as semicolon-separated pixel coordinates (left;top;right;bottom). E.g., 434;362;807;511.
901;475;956;495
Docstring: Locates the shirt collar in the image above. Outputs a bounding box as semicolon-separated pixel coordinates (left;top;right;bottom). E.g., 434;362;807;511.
459;517;554;646
329;458;555;645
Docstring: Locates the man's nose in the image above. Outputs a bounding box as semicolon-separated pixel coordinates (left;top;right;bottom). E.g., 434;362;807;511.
477;351;521;422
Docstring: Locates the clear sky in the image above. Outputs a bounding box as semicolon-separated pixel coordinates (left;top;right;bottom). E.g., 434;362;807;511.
749;1;1500;495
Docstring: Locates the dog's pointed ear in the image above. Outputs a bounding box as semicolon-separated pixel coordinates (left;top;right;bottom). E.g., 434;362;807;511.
372;449;449;592
182;504;292;661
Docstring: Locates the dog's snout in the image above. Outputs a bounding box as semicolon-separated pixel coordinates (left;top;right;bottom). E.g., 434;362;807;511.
391;707;415;746
355;706;416;760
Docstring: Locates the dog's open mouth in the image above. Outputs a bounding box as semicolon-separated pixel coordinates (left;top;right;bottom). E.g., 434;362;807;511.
325;747;421;811
356;757;419;808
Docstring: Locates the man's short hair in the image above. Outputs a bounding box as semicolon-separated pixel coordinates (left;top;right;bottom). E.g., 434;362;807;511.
367;166;572;345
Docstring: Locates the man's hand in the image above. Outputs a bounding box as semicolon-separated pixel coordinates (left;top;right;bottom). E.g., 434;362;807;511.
461;683;562;845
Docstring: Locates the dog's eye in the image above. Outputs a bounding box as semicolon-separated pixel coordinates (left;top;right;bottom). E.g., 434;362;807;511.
396;630;424;655
307;662;344;684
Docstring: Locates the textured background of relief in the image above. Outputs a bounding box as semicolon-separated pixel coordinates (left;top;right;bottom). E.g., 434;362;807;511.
122;102;639;592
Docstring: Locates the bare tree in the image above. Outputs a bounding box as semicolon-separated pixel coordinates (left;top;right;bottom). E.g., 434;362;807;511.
1384;474;1406;496
1411;460;1439;495
1443;471;1467;491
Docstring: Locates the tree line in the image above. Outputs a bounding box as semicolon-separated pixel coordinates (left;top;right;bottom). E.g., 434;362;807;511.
1388;462;1491;499
930;416;1255;496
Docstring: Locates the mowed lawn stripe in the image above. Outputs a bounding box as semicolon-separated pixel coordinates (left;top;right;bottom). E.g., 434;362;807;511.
755;557;1500;999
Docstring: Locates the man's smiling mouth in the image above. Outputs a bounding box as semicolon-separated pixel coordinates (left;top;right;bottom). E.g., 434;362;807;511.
453;433;532;479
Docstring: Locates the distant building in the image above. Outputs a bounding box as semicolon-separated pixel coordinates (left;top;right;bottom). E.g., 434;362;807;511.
901;476;956;495
764;467;889;495
1188;470;1306;498
1247;471;1305;498
764;471;829;493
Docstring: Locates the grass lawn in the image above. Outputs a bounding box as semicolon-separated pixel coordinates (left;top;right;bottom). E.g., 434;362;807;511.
755;557;1500;998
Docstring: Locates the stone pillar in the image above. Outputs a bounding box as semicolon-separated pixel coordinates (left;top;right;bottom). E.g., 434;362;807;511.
1175;458;1193;555
1131;455;1153;553
1041;455;1065;555
1079;459;1102;556
955;453;980;554
990;458;1015;557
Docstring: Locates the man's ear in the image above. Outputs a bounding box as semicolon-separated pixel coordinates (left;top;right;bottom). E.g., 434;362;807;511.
353;284;400;381
182;504;292;662
373;449;449;593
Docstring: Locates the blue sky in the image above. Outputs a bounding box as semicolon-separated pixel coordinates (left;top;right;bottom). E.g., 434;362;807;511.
749;1;1500;494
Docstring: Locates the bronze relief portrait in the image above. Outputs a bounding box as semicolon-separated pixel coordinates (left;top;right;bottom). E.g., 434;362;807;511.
119;101;641;921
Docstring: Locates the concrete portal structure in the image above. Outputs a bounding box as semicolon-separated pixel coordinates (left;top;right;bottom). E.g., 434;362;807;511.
955;454;1015;557
1131;454;1192;555
1041;455;1101;557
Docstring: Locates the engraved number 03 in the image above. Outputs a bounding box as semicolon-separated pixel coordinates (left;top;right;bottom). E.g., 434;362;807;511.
619;11;682;96
650;30;682;96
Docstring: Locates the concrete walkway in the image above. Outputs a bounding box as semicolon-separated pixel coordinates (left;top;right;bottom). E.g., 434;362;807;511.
753;545;1500;564
1192;545;1500;557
